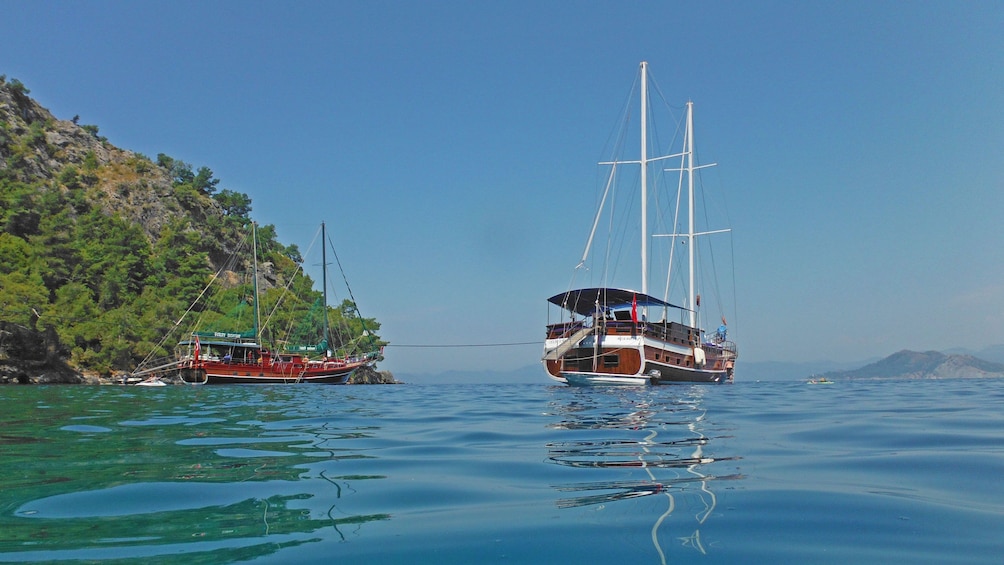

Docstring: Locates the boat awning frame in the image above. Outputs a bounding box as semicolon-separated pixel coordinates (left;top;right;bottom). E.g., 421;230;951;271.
546;287;687;316
178;339;261;348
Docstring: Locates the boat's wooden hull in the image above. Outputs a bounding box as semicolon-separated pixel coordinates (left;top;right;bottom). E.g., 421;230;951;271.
178;359;363;384
543;322;736;385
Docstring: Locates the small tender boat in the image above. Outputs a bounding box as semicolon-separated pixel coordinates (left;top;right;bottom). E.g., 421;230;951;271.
135;376;167;387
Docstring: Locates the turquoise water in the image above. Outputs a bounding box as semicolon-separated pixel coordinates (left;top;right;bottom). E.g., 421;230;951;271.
1;379;1002;564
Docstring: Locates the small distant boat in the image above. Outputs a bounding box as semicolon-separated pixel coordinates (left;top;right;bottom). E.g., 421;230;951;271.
543;62;738;386
133;222;380;385
135;376;167;387
807;377;833;385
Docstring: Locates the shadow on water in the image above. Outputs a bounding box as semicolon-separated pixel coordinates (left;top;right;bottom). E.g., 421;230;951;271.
545;385;743;561
0;386;389;564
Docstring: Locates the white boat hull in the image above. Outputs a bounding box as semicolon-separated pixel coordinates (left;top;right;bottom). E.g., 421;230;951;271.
562;371;653;386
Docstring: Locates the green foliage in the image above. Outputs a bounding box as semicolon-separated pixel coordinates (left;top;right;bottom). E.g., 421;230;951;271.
6;78;32;110
82;150;99;170
44;282;100;361
79;123;108;143
157;153;195;186
59;165;81;188
255;223;283;260
147;217;210;297
193;166;219;195
332;298;383;356
159;156;240;240
25;120;47;148
0;178;41;238
32;189;79;292
172;181;202;211
75;211;152;309
129;154;152;174
0;271;47;326
213;188;252;217
285;244;303;264
7;78;29;97
0;233;33;275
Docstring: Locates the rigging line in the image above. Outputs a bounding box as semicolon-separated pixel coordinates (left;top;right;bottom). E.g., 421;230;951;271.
258;226;320;337
730;231;738;334
136;230;251;371
386;341;542;348
697;167;724;316
324;230;377;351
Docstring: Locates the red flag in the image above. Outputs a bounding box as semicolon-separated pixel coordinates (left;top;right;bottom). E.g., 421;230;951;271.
631;293;638;324
194;336;201;362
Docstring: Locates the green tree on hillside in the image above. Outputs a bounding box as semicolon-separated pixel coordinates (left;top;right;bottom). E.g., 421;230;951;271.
0;271;47;328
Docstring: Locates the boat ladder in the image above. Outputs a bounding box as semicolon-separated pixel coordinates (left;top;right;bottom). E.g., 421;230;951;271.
543;326;594;361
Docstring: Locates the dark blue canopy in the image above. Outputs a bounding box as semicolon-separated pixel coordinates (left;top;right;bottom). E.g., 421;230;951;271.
546;287;686;316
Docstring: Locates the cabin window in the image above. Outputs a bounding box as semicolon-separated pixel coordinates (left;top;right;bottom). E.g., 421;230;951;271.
603;354;619;367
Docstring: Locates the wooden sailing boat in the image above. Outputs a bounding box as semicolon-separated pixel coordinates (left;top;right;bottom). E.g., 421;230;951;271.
136;222;378;384
543;62;738;386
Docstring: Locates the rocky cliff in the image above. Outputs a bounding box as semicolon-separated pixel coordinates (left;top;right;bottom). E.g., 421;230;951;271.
0;322;85;384
0;78;188;245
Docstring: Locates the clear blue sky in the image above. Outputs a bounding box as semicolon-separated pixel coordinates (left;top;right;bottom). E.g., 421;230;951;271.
6;1;1003;376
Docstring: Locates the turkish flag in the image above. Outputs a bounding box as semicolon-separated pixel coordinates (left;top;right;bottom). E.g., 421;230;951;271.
194;336;201;362
631;294;638;324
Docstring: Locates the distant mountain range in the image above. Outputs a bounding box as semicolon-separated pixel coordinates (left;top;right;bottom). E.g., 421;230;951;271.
820;350;1004;380
945;344;1004;364
720;346;1004;382
394;345;1004;384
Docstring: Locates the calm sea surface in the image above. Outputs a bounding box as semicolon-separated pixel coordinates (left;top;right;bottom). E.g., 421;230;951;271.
1;378;1001;564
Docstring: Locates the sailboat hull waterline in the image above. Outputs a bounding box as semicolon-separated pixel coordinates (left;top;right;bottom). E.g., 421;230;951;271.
543;290;737;386
176;339;368;385
543;62;739;386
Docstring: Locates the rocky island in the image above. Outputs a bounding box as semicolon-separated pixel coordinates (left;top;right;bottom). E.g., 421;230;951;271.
0;77;393;384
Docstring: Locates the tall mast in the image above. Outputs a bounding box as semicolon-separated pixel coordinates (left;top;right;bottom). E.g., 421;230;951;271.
640;61;649;296
321;222;331;352
686;101;696;328
252;221;261;340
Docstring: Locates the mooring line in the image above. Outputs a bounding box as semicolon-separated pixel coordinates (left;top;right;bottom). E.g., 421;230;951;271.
384;341;541;348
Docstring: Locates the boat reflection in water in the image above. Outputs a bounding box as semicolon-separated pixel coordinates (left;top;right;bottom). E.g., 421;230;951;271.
547;387;741;560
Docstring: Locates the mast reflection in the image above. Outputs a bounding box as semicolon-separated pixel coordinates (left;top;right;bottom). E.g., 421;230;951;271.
546;387;742;559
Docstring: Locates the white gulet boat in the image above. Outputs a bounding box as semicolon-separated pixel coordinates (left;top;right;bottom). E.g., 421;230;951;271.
543;62;738;386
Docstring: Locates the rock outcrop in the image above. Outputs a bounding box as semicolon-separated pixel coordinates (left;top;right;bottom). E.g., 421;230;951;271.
349;364;399;384
0;322;82;384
